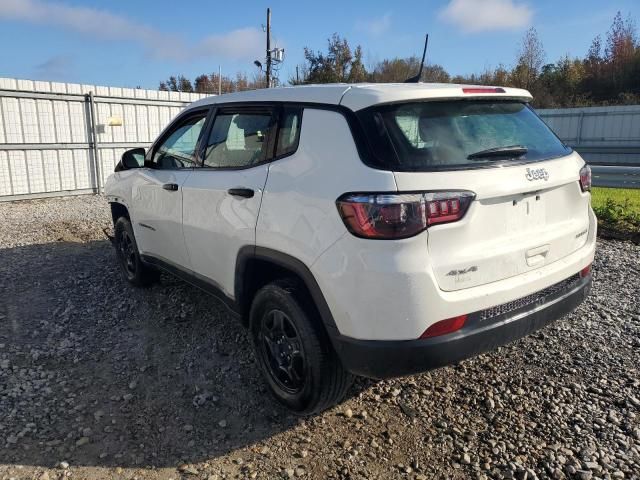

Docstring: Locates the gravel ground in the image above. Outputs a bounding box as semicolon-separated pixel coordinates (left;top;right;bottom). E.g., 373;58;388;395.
0;195;638;480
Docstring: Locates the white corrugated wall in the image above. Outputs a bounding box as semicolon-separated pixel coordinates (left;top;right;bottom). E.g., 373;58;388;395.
0;77;209;201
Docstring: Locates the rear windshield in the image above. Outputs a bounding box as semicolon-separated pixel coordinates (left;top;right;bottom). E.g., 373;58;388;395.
359;101;571;171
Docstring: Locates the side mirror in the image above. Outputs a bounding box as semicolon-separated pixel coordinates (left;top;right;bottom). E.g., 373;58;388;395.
116;148;145;171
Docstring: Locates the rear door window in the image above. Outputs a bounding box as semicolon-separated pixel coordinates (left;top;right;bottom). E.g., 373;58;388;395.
203;110;275;169
360;101;571;171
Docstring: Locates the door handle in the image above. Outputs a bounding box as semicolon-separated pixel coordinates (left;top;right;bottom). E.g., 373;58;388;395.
162;183;179;191
228;188;255;198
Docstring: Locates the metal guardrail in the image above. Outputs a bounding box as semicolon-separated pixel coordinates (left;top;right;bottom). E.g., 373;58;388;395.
538;106;640;188
590;165;640;189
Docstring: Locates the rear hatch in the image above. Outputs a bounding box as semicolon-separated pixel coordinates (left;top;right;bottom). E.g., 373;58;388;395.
358;99;591;291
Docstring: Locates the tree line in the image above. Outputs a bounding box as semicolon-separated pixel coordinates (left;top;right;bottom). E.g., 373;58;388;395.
159;72;266;95
159;11;639;108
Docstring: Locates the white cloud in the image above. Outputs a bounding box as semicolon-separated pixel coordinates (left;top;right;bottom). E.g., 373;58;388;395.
0;0;263;61
356;13;392;36
34;55;73;80
439;0;532;33
199;28;266;60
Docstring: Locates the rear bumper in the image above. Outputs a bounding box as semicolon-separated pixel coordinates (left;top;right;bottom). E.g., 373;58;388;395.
312;207;597;341
332;273;591;379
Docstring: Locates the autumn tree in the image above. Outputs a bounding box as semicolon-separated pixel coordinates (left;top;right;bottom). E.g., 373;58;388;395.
606;12;637;63
159;75;194;93
537;56;586;107
511;27;545;91
369;57;419;82
194;74;216;93
348;46;367;82
604;12;639;96
422;64;451;83
161;72;265;95
299;34;367;83
450;64;511;89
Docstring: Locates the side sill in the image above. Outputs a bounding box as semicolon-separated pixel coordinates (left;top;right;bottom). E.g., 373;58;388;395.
140;254;241;317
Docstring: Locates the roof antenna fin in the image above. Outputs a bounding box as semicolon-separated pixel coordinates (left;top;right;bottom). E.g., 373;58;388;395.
405;34;429;83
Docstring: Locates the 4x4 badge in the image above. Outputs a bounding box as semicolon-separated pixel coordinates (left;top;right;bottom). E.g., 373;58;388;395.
525;167;549;181
447;266;478;276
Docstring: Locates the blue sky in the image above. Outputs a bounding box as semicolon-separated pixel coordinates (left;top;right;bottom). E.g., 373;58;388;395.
0;0;638;89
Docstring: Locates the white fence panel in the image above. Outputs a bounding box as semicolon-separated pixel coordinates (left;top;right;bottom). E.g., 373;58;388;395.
0;76;210;201
0;151;10;195
2;98;23;143
9;151;28;195
59;150;76;191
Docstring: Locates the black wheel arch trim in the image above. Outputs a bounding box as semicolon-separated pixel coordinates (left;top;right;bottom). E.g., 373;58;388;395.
108;198;130;210
108;200;132;225
235;246;340;338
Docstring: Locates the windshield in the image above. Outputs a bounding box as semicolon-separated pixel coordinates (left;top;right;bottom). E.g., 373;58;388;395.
359;101;571;171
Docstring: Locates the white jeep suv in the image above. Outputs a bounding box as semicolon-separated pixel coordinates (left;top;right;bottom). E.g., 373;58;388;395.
105;83;596;414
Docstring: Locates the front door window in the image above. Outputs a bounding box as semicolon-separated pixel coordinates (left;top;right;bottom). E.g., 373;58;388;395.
152;114;207;169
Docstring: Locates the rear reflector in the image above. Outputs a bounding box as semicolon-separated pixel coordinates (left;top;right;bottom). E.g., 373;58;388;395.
580;264;591;278
462;87;506;94
336;191;475;239
420;315;468;339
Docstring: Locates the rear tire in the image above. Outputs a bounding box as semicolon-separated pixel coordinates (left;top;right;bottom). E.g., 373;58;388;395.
250;279;354;415
114;217;159;287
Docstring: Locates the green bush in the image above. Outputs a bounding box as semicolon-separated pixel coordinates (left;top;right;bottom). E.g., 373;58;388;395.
592;197;640;234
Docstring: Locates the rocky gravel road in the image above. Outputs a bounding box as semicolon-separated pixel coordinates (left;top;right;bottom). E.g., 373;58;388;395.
0;196;638;480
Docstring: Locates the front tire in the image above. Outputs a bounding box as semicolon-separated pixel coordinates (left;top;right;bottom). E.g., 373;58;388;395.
114;217;159;287
250;279;354;414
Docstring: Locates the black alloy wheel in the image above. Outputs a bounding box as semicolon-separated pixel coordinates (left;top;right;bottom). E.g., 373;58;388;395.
113;216;158;287
117;228;137;279
259;308;306;394
249;280;354;414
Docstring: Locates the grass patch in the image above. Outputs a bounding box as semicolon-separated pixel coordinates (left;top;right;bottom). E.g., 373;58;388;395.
591;187;640;238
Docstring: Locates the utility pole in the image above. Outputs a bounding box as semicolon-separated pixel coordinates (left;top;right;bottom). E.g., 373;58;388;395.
265;8;272;88
218;65;222;95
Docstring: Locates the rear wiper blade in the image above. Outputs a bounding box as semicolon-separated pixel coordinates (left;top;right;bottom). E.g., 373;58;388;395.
467;145;528;160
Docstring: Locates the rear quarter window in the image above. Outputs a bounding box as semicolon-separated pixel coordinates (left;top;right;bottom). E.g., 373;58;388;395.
275;107;303;157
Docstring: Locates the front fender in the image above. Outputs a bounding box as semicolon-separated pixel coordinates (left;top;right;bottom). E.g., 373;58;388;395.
105;171;134;210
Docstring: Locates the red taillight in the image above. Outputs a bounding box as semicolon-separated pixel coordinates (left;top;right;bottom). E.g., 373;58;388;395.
580;264;591;278
579;164;592;192
462;87;506;94
420;315;468;339
336;191;475;239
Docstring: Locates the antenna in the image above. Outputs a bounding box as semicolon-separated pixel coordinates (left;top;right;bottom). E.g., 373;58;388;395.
266;8;272;88
405;34;429;83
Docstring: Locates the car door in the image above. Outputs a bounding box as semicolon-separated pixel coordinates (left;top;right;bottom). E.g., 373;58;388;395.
130;108;210;269
181;105;283;297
